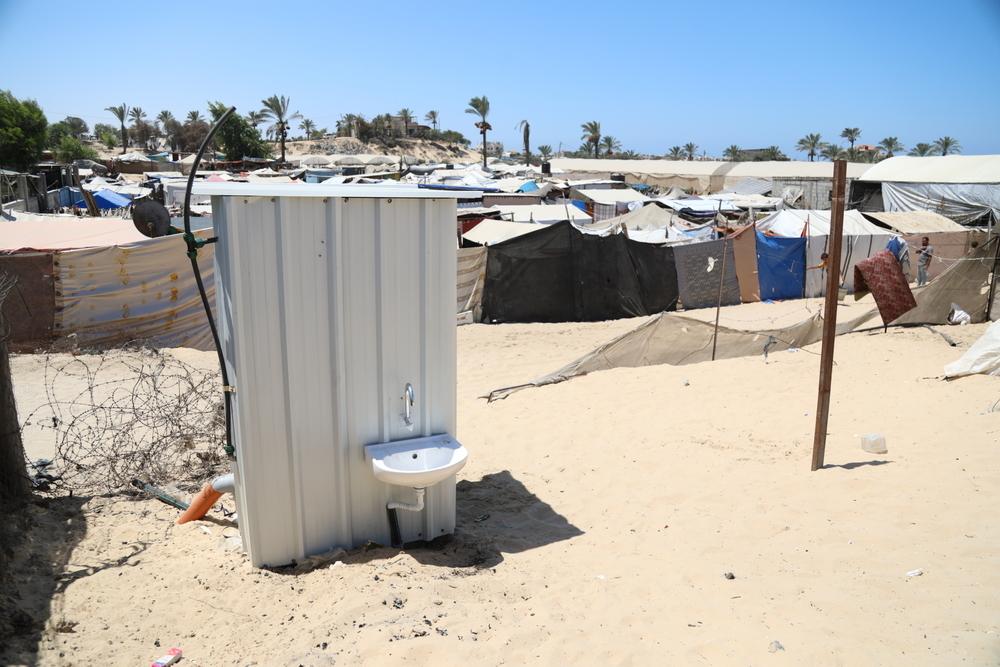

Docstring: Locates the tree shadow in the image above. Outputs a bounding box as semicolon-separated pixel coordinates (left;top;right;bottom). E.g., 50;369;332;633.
273;470;583;574
0;494;89;667
822;460;892;470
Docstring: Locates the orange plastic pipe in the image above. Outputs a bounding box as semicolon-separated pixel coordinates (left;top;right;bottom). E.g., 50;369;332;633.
176;482;223;524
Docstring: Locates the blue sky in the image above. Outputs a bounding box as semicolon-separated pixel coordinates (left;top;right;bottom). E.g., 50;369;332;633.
2;0;998;158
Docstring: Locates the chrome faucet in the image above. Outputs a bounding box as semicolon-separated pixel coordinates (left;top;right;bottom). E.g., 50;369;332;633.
402;383;415;426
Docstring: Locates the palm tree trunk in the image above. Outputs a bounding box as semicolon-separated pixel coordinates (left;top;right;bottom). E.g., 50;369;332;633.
481;128;487;169
280;123;286;164
120;124;127;154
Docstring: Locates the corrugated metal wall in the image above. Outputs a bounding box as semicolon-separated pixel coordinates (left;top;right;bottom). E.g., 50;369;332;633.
214;194;457;567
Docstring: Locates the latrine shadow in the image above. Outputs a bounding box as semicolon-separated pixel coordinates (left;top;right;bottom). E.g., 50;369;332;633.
344;470;583;571
0;494;89;667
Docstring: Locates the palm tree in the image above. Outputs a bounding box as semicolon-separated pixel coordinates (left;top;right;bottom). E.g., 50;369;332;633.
397;108;414;137
207;101;230;122
600;135;621;157
156;110;174;128
129;106;146;125
186;110;204;124
300;118;316;139
157;110;178;150
878;137;904;158
683;142;698;161
246;110;266;128
723;144;743;161
820;143;843;161
579;121;602;158
260;94;302;163
933;136;961;156
465;96;491;168
909;142;934;157
517;120;531;164
537;144;553;160
763;146;787;160
424;110;439;131
796;133;823;161
105;103;130;153
667;146;684;160
840;127;861;149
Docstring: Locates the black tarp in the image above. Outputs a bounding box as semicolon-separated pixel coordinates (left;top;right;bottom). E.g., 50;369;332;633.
482;221;678;323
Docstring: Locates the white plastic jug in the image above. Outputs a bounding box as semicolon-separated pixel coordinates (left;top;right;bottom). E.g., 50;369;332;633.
861;433;888;454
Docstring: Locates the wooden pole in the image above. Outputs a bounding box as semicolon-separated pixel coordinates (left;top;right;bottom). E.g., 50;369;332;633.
811;160;847;470
711;226;729;361
985;236;1000;321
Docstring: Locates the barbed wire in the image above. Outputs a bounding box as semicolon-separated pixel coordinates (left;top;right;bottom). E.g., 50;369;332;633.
20;345;227;495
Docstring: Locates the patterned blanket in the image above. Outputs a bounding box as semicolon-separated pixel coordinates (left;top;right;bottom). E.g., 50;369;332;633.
854;250;917;325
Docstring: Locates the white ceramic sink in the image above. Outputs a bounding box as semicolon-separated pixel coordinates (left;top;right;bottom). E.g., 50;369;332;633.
365;434;468;488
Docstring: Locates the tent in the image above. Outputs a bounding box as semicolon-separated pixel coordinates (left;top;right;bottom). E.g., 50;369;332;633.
944;319;1000;378
862;210;979;282
487;238;1000;400
673;238;740;309
756;209;893;295
493;204;592;225
463;218;547;245
728;225;760;303
578;204;717;245
481;221;678;323
0;215;149;251
855;155;1000;226
756;233;805;301
549;158;870;193
74;188;133;210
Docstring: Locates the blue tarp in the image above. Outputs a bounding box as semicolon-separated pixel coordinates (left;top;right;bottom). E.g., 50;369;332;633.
570;199;587;212
74;188;133;210
755;232;806;301
518;181;539;193
58;186;82;207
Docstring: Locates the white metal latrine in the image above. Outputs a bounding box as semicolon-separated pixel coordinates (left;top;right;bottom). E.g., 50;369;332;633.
197;183;461;567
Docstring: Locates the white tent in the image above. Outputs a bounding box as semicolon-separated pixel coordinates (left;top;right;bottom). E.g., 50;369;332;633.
857;155;1000;225
463;218;545;245
493;204;591;225
944;319;1000;378
655;197;739;213
756;209;893;295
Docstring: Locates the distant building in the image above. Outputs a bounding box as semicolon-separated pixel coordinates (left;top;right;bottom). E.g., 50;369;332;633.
389;116;432;137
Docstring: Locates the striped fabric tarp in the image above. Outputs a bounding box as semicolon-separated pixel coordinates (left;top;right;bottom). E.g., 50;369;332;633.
457;246;487;322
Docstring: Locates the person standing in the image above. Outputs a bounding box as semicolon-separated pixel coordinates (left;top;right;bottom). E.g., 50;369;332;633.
916;236;934;286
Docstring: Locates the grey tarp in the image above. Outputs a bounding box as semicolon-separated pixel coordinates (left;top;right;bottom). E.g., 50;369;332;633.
673;238;740;309
487;309;878;400
893;237;998;325
881;182;1000;226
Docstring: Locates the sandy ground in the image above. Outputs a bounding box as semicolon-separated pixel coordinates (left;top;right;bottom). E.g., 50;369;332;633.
4;302;1000;666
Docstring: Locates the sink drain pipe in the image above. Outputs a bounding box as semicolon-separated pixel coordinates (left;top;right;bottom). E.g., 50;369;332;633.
176;473;236;524
386;488;425;548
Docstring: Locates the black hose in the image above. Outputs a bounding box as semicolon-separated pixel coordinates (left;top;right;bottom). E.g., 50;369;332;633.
183;106;236;457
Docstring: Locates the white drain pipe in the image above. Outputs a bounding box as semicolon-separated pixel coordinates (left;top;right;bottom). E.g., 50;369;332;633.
387;487;425;512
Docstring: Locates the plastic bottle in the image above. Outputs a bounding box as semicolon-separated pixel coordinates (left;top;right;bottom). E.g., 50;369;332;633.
861;434;887;454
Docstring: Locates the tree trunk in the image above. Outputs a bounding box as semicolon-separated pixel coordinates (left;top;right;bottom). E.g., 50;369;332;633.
0;276;28;502
481;129;487;169
120;124;127;154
